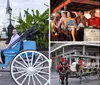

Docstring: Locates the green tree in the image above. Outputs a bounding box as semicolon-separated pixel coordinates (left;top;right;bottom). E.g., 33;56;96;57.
15;8;49;50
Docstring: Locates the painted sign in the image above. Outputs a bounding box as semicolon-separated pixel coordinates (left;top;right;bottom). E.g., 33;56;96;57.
84;28;100;41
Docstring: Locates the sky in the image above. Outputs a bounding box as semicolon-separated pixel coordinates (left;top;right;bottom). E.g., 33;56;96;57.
0;0;49;29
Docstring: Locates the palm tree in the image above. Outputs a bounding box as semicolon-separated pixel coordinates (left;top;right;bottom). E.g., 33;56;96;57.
15;8;49;50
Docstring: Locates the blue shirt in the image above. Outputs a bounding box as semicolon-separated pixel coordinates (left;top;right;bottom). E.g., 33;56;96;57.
65;20;77;27
65;20;77;31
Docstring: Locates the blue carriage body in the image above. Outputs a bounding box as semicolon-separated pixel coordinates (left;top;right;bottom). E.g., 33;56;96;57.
0;40;36;67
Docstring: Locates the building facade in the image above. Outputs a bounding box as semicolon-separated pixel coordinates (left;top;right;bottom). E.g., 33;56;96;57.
50;43;100;71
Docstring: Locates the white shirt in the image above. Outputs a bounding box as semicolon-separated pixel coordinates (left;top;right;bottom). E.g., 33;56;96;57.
7;34;20;47
78;23;85;28
91;62;96;67
70;62;78;72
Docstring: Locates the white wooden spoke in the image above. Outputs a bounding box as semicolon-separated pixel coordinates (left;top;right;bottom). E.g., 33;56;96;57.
32;76;36;85
38;71;49;75
35;60;47;68
15;60;27;68
25;53;30;66
44;80;49;85
20;56;28;67
34;74;42;85
21;74;28;85
33;54;41;67
28;76;31;85
36;73;48;81
16;72;27;80
36;66;49;70
31;52;34;66
13;70;26;75
13;66;26;70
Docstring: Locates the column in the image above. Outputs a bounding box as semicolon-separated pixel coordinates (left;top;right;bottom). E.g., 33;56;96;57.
83;45;85;57
69;54;72;66
63;47;64;57
55;51;57;70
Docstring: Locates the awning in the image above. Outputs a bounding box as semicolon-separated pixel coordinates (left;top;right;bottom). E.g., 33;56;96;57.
52;0;100;12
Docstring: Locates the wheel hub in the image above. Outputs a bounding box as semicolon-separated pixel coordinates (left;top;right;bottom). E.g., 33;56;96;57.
27;66;36;75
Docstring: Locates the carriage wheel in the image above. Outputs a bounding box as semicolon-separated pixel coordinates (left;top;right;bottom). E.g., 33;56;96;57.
11;50;49;85
97;70;100;79
79;73;82;84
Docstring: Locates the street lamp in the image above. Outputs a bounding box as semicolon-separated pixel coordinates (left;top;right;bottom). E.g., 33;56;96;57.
7;7;14;44
44;3;49;7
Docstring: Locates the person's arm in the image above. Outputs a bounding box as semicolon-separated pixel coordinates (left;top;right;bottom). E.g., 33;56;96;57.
85;18;89;27
67;64;70;71
7;34;20;48
96;17;100;28
53;19;62;29
86;22;88;27
68;20;77;28
58;18;62;28
7;37;12;48
72;20;77;27
65;20;69;28
53;23;59;28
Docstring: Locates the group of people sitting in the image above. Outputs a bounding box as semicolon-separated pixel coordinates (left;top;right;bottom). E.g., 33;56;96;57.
50;10;100;41
70;58;98;72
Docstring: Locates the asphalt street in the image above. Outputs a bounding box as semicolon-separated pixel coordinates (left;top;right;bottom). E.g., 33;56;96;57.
0;65;49;85
0;41;49;85
50;72;100;85
0;71;17;85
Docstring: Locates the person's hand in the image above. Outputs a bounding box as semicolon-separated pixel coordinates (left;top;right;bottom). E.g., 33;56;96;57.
76;28;80;31
93;25;96;28
70;26;76;28
5;47;7;49
97;26;100;29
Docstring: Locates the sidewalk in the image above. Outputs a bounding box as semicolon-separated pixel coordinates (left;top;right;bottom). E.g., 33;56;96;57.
0;41;7;50
50;71;59;79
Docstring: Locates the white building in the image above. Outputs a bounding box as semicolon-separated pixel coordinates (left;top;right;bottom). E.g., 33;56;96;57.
50;42;100;71
0;0;22;38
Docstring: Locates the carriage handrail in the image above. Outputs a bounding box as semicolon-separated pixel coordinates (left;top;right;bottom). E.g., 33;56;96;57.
8;26;38;48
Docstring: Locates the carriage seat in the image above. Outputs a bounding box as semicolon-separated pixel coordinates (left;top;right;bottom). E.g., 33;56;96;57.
3;41;22;57
3;40;36;57
23;40;36;50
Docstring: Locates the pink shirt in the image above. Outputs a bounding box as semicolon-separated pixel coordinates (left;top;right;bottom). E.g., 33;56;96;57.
7;34;20;47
